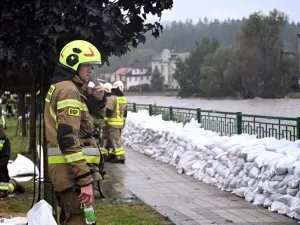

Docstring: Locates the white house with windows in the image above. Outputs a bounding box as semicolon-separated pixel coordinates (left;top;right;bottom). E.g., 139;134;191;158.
126;67;151;90
151;49;189;90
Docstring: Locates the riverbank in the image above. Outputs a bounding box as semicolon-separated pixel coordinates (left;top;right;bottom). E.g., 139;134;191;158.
124;91;177;97
125;92;300;99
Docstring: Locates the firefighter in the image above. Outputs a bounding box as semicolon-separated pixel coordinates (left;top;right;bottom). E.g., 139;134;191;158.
0;111;25;198
44;40;106;225
105;81;127;163
99;82;113;161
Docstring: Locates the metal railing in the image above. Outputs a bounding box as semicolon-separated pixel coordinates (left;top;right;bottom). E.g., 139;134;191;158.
128;103;300;141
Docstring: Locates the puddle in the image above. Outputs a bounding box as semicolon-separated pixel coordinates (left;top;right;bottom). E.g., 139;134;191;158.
96;173;138;202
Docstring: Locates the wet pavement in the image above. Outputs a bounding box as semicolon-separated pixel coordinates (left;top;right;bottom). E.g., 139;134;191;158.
105;147;299;225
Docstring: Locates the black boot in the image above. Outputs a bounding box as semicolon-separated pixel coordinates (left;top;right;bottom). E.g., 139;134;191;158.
111;155;125;164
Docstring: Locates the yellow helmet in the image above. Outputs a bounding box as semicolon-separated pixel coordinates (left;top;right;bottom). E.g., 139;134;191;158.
59;40;102;72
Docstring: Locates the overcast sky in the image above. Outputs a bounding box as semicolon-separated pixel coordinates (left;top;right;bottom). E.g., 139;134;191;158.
146;0;300;23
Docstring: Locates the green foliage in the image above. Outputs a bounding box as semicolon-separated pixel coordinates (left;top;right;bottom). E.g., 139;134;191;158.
0;0;173;92
174;38;220;97
174;9;298;98
150;66;164;91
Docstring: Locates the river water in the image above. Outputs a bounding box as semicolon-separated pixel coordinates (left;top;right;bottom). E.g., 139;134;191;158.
127;96;300;118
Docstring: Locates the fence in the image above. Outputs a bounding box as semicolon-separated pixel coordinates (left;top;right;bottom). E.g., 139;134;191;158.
127;103;300;141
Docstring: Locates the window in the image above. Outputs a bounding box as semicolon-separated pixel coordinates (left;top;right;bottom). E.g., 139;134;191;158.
135;76;137;81
141;76;143;81
147;76;149;80
129;77;131;82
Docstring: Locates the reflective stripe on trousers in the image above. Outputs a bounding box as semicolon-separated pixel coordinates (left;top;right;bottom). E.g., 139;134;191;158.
100;147;108;155
47;147;101;165
0;182;14;193
0;182;8;191
110;147;124;156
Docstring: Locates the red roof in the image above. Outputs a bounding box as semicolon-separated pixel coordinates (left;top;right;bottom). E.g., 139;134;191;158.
115;68;132;75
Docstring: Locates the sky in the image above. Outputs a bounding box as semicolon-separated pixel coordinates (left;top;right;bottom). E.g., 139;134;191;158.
146;0;300;23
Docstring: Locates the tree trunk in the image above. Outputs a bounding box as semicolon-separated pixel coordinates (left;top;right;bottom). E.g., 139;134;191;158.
29;84;36;154
19;93;27;137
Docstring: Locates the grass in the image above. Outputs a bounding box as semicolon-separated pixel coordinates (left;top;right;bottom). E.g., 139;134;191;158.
95;201;173;225
286;92;300;98
1;116;173;225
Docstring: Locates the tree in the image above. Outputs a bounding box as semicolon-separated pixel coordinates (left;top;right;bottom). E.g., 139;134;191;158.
200;47;232;97
227;9;289;98
174;38;220;97
151;66;164;91
0;0;174;92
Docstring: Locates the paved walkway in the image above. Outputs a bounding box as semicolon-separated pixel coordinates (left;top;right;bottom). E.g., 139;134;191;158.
106;147;298;225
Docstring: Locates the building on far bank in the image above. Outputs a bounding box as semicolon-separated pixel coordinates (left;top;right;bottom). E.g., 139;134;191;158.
126;67;151;90
151;49;189;90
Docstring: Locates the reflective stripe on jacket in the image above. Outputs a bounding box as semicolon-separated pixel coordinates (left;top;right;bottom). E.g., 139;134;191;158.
106;96;127;128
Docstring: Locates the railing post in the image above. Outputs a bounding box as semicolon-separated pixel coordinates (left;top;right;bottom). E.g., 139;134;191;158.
297;117;300;140
133;103;136;112
169;106;173;121
196;108;201;123
149;104;153;116
236;112;242;134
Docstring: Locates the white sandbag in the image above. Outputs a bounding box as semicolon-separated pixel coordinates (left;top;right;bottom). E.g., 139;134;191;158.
263;180;279;194
258;152;284;169
245;189;255;202
232;166;243;176
274;155;297;175
290;197;300;214
222;175;234;190
271;174;284;182
263;198;272;207
232;187;248;198
257;180;264;190
269;201;289;214
293;164;300;182
228;145;242;157
265;139;291;152
229;177;238;188
254;152;271;168
8;154;39;177
246;147;266;162
211;147;224;156
27;200;57;225
274;195;294;207
277;185;288;195
248;166;260;179
243;162;254;175
191;160;206;171
278;174;293;188
253;193;265;206
0;217;27;225
287;187;298;196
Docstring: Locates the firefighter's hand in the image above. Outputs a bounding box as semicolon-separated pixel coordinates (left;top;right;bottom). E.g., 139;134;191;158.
78;184;94;205
92;83;104;100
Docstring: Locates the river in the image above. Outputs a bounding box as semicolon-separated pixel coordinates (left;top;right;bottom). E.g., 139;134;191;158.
127;96;300;118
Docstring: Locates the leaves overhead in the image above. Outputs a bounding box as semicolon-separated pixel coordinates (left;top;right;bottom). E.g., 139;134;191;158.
0;0;173;92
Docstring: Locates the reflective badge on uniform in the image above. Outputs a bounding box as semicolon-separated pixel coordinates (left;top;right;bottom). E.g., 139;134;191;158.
68;108;80;117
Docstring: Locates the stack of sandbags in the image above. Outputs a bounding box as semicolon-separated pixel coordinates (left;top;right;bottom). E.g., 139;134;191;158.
122;110;300;220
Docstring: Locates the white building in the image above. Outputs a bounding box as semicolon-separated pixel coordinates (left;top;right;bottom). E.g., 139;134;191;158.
126;68;151;90
151;49;189;90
